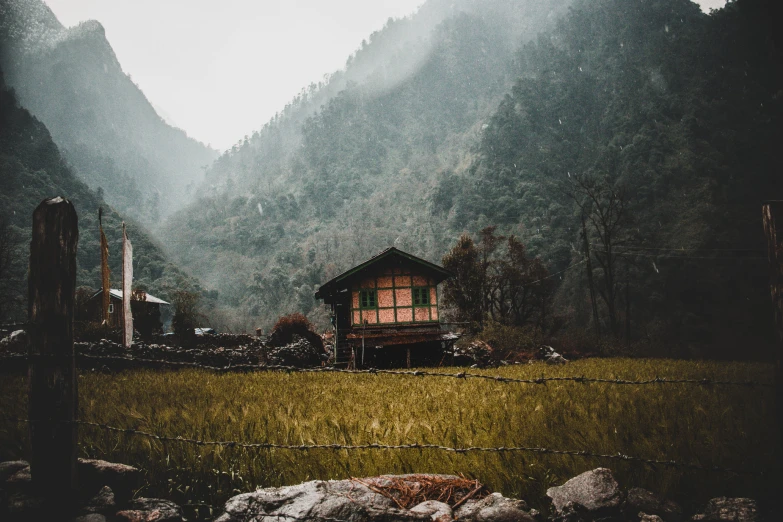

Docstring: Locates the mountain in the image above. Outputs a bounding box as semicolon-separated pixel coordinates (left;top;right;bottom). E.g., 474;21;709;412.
0;0;219;224
0;66;204;322
163;0;572;332
437;0;783;356
162;0;782;358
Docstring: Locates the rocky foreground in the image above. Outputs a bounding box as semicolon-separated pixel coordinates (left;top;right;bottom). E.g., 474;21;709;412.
0;459;761;522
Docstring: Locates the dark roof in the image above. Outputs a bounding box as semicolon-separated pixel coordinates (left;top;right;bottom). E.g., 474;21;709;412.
315;247;452;300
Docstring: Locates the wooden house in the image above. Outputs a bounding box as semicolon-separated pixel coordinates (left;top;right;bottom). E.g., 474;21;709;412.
315;247;459;368
84;288;169;336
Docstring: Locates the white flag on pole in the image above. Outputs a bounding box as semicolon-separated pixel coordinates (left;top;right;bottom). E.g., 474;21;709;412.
122;223;133;348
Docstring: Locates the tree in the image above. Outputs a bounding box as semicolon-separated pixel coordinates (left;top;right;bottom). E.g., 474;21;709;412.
442;228;553;330
566;174;633;336
0;216;24;322
171;290;202;346
441;234;483;327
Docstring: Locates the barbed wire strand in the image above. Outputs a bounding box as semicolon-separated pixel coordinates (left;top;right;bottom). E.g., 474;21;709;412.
72;354;774;387
0;352;772;388
1;415;769;477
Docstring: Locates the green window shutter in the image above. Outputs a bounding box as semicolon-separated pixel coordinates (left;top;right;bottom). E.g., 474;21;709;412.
412;287;430;306
360;290;377;309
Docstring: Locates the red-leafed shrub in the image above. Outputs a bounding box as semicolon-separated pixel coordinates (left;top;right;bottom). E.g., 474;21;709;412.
269;313;323;350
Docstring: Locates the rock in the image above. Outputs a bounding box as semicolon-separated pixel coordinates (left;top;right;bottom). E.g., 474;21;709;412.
539;345;568;364
80;486;116;515
691;498;757;522
453;492;538;522
216;479;430;522
626;488;682;522
116;498;184;522
77;458;140;502
5;466;31;488
0;461;28;483
453;340;494;367
551;501;593;522
72;515;108;522
410;500;453;521
3;490;48;520
640;514;665;522
546;468;622;515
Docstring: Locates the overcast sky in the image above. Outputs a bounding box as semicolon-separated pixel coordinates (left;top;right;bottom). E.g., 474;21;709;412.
43;0;726;151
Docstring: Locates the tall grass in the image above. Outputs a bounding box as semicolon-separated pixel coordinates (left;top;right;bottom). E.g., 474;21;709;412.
0;359;777;515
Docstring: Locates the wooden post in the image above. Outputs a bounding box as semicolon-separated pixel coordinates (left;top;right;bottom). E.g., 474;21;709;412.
763;202;783;456
28;197;79;499
121;223;133;348
406;347;411;369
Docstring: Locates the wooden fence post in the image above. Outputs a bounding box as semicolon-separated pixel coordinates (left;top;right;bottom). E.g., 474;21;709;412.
762;201;783;456
28;197;79;499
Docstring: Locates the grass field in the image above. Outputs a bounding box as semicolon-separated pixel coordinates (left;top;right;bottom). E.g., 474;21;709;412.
0;359;778;516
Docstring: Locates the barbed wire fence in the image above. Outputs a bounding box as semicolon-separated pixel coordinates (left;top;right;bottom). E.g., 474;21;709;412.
0;413;771;478
1;351;776;485
0;351;774;388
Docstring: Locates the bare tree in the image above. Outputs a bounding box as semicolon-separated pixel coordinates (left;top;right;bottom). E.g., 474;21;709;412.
566;174;633;336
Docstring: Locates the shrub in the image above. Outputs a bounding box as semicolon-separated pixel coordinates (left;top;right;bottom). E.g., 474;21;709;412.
172;290;202;347
269;313;323;350
477;321;540;362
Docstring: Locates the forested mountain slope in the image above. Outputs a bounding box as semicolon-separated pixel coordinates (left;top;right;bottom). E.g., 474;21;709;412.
0;68;203;322
0;0;218;224
164;0;571;331
168;0;781;358
441;0;782;356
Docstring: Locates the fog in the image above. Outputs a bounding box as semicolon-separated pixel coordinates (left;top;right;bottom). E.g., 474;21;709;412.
43;0;726;151
43;0;424;150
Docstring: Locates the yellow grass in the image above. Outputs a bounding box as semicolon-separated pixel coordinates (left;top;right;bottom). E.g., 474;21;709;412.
0;359;777;514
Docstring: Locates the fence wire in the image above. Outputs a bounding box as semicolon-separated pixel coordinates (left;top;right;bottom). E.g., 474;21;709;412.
0;353;759;388
1;414;772;477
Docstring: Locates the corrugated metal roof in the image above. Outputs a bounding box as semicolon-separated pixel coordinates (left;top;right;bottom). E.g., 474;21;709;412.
91;288;170;305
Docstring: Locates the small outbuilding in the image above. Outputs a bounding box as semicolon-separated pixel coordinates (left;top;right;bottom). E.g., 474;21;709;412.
315;247;459;368
85;288;170;336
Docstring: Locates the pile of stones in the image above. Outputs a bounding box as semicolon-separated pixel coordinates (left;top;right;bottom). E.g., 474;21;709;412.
0;462;763;522
0;330;330;372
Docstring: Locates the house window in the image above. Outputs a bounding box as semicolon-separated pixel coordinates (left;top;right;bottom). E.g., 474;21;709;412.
412;287;430;306
360;290;377;309
108;303;114;314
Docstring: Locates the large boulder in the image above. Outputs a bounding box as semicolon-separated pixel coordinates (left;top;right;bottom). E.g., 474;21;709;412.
454;492;539;522
691;498;757;522
546;468;622;517
216;478;449;522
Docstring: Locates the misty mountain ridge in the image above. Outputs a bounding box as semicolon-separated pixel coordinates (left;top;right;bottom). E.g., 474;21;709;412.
0;0;219;225
0;67;204;321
